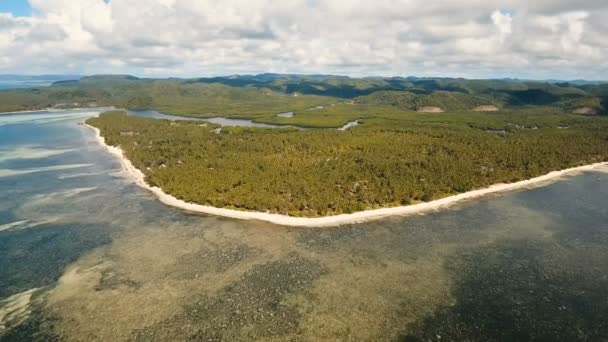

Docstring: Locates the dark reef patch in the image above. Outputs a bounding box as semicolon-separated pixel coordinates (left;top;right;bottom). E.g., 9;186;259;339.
131;254;324;341
0;301;61;342
0;223;112;299
170;243;257;278
401;238;608;342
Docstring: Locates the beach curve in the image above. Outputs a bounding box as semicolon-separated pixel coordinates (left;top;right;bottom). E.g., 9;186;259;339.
85;122;608;227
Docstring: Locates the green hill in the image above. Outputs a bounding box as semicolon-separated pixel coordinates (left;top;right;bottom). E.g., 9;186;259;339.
0;73;605;115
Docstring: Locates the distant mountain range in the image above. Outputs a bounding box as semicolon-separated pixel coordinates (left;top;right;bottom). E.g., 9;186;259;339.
1;73;605;88
0;74;81;81
0;73;606;114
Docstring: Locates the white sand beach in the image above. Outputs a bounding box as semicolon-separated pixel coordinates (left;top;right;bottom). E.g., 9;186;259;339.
86;123;608;227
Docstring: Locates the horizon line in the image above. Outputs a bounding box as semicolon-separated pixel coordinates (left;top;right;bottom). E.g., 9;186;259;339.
1;73;606;83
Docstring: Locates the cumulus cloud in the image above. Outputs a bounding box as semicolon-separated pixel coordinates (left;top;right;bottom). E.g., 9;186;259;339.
0;0;606;79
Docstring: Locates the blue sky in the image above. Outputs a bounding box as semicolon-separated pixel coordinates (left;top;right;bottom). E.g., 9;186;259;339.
0;0;31;17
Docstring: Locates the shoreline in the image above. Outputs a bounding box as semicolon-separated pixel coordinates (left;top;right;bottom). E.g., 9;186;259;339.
86;122;607;227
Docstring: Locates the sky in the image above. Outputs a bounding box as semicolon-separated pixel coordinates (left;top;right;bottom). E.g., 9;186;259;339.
0;0;607;80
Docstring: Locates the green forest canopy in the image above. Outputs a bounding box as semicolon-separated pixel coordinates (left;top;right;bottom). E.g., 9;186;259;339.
87;110;608;217
5;73;608;216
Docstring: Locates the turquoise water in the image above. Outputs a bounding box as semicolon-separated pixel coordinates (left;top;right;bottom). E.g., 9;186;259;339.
0;110;607;341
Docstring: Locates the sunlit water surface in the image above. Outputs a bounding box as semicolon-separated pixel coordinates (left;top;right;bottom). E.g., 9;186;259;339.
0;110;607;341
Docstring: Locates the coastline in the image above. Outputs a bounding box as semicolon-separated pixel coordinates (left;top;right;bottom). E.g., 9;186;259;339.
86;122;607;227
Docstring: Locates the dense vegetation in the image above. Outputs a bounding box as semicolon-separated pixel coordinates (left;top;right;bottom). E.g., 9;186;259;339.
1;74;606;121
3;73;606;216
87;110;608;217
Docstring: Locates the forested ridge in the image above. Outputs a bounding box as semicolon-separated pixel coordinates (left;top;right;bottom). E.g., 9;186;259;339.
1;74;606;122
87;110;608;217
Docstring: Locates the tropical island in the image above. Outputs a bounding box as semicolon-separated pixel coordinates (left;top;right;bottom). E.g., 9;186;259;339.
4;74;608;223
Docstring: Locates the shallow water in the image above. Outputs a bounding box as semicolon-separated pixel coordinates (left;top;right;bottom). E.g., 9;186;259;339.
1;110;607;341
337;119;359;130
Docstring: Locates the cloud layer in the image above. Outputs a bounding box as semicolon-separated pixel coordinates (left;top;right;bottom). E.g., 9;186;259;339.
1;0;607;79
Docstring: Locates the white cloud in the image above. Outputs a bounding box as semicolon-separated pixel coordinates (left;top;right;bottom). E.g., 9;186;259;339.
492;10;512;37
0;0;605;79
